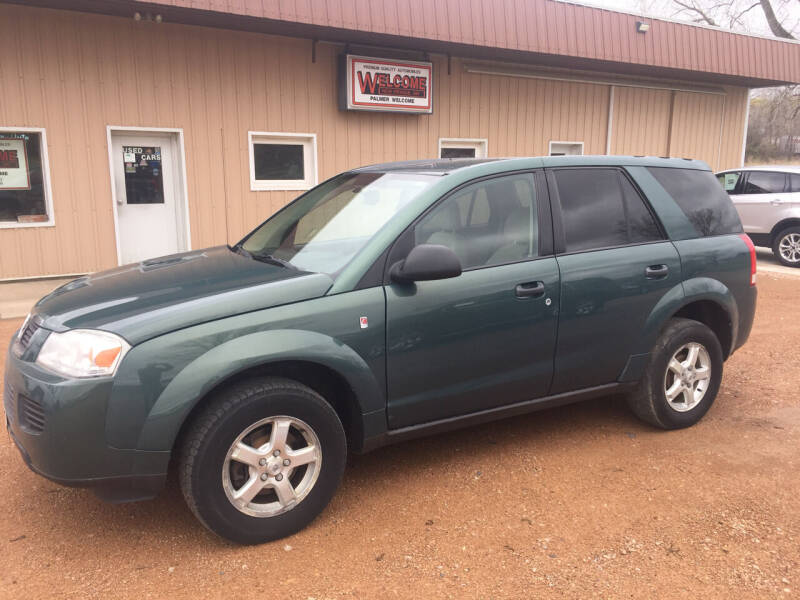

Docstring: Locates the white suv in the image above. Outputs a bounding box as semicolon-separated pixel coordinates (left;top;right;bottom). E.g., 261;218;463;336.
716;166;800;267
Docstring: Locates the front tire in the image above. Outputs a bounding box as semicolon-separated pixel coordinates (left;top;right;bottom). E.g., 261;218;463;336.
179;377;346;544
772;226;800;267
627;318;723;429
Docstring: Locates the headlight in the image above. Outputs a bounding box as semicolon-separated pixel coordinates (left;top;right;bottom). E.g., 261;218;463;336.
36;329;130;378
16;313;32;342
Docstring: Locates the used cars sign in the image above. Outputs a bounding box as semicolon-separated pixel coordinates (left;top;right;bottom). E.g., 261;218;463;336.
340;54;433;114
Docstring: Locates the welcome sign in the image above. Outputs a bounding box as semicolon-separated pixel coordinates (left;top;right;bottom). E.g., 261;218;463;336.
341;55;433;114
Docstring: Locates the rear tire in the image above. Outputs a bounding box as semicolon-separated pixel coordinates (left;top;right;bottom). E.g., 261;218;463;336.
772;226;800;267
626;318;723;429
178;377;346;544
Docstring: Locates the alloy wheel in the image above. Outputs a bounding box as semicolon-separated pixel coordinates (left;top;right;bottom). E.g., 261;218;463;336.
663;342;712;412
778;233;800;264
222;416;322;518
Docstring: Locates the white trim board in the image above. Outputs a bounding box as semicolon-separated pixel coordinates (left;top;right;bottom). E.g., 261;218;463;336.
549;141;584;155
248;131;318;192
438;137;489;158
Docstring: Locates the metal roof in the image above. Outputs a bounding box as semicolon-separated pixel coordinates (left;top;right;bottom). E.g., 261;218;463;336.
12;0;800;87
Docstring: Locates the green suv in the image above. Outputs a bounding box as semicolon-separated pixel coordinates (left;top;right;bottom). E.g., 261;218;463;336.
5;156;756;544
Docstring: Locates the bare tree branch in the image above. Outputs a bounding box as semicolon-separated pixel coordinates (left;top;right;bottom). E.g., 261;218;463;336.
758;0;796;38
673;0;720;26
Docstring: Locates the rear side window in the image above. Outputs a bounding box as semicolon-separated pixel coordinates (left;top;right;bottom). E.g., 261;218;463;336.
790;174;800;192
647;167;742;237
743;171;787;194
554;168;662;253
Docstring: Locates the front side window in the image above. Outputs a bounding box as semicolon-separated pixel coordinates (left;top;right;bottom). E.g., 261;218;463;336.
0;129;52;226
791;174;800;192
717;171;741;193
554;168;661;253
249;132;316;191
414;173;538;269
648;167;742;237
742;171;787;194
240;171;438;274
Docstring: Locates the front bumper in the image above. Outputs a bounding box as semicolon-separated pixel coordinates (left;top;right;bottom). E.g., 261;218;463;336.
4;339;169;503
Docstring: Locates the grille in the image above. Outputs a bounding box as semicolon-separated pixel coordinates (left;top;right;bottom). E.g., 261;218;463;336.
18;395;45;434
17;319;39;351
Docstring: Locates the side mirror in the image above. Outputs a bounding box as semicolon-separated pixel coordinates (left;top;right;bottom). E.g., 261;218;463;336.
390;244;462;284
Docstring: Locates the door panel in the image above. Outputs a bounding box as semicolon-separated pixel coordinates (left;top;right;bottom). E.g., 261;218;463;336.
112;133;186;264
550;242;681;393
385;258;559;429
731;171;790;235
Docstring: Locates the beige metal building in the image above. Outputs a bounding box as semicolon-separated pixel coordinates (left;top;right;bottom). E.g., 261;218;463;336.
1;0;799;280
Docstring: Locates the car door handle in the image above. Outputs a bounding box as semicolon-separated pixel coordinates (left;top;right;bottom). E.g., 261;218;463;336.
645;264;669;279
515;281;545;298
771;199;783;206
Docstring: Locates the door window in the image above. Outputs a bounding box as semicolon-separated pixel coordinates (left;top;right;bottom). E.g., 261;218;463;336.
554;168;662;253
742;171;787;194
790;173;800;192
414;174;538;269
122;146;164;204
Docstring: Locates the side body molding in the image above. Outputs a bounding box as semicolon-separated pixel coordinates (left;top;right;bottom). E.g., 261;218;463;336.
134;329;385;451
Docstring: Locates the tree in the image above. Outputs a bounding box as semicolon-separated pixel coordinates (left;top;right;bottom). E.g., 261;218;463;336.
636;0;797;39
635;0;799;162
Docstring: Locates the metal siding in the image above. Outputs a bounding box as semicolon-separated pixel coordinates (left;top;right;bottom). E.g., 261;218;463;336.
0;4;750;278
57;0;797;84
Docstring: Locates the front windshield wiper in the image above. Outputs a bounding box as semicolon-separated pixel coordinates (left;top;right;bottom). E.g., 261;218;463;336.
249;251;300;271
230;244;298;270
229;243;252;259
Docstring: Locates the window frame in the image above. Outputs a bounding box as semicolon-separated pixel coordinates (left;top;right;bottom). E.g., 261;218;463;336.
0;126;55;229
548;141;584;156
546;166;667;256
438;138;488;159
248;131;318;192
381;169;553;285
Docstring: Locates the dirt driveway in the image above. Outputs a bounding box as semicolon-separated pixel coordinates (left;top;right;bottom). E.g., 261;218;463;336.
1;275;798;599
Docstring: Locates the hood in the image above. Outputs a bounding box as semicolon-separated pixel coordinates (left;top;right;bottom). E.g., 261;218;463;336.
33;246;334;344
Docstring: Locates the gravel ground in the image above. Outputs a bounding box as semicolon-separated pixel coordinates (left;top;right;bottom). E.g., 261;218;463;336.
1;274;798;599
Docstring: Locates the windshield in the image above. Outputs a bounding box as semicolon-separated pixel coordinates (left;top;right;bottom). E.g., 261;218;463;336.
239;172;438;274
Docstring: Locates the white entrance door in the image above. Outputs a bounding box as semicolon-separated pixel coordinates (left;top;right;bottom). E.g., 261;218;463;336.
111;131;187;264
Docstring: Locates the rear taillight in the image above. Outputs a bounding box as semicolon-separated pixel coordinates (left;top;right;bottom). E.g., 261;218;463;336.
740;233;756;286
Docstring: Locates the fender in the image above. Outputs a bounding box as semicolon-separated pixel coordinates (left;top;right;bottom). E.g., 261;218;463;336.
133;329;384;452
619;277;737;382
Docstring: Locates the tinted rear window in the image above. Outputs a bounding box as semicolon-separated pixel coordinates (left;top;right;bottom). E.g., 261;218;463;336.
647;167;742;237
555;168;662;252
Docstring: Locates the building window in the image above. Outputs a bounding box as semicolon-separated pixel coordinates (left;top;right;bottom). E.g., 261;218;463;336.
248;132;317;191
549;141;584;156
0;128;53;228
438;138;488;159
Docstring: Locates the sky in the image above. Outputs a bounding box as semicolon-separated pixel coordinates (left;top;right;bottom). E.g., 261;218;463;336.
571;0;799;38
